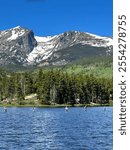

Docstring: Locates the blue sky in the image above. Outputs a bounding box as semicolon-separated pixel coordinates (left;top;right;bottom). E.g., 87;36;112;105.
0;0;112;36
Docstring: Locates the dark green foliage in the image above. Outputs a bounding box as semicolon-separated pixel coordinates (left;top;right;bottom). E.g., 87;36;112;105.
0;67;112;105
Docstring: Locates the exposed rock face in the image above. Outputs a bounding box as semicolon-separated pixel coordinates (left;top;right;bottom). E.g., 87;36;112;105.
0;26;112;67
0;26;37;65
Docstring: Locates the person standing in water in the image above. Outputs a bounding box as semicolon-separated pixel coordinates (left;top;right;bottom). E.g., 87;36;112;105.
65;106;68;111
84;106;87;111
4;106;7;112
33;106;35;112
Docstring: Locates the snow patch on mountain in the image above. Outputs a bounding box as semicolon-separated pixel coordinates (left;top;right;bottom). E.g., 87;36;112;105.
35;36;57;42
80;32;113;47
7;26;26;41
27;35;60;63
27;45;54;63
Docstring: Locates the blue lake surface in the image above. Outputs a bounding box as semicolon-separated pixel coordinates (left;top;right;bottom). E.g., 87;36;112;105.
0;107;112;150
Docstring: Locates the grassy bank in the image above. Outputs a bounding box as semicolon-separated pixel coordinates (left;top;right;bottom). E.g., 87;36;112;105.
0;102;113;108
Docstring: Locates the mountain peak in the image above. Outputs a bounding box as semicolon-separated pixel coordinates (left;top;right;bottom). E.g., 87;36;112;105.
12;26;22;29
5;26;33;41
0;27;113;67
10;26;29;31
0;26;37;66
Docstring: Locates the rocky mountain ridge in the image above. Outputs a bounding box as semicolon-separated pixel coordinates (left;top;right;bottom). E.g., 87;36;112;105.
0;26;113;67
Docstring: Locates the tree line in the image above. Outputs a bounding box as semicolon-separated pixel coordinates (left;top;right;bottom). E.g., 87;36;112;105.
0;69;113;105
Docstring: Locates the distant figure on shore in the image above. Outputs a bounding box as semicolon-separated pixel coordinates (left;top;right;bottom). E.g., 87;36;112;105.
4;107;7;112
65;106;68;111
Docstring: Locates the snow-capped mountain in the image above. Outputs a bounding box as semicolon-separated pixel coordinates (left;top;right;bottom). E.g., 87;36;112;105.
0;26;37;65
0;26;112;67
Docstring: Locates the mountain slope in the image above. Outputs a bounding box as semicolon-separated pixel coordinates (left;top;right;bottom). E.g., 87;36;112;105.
0;27;113;67
0;26;37;65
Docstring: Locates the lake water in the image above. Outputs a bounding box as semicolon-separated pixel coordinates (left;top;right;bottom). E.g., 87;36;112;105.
0;107;112;150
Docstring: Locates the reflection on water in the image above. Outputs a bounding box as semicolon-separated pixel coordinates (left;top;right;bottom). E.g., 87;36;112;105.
0;107;112;150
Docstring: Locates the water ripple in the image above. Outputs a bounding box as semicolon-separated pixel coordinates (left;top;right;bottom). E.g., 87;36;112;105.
0;107;112;150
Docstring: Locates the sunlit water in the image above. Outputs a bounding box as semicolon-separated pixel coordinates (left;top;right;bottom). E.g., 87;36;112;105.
0;107;112;150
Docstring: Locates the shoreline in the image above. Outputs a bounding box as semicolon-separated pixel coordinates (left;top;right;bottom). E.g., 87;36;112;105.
0;103;112;108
